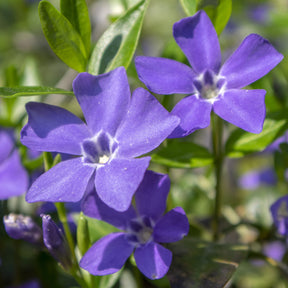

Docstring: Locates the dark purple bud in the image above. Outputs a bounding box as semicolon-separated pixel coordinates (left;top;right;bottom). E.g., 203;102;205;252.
42;214;72;270
3;214;42;245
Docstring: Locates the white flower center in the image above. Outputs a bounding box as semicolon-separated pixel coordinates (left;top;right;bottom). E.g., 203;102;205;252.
193;70;226;101
81;131;118;166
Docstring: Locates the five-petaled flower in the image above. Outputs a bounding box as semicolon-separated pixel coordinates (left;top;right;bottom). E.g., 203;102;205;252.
0;129;28;199
21;67;179;211
80;170;189;280
135;10;283;137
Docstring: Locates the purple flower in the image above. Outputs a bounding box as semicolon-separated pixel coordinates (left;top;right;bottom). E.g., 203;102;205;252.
239;168;277;190
80;171;189;280
6;280;41;288
3;213;42;245
42;214;72;270
0;129;28;199
135;10;283;137
21;67;179;211
270;195;288;236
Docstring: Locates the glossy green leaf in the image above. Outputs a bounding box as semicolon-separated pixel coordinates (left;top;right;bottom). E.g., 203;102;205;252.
0;86;74;98
225;109;288;158
60;0;91;54
39;1;87;72
168;238;248;288
214;0;232;35
151;141;213;168
180;0;197;16
202;0;232;35
86;217;119;243
88;0;149;75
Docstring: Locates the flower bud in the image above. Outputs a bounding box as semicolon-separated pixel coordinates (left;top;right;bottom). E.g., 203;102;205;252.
41;214;72;270
3;213;42;245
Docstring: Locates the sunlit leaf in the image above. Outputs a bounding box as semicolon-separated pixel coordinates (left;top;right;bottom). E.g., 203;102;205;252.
201;0;232;35
0;86;74;98
60;0;91;54
39;1;87;72
225;109;288;157
151;141;213;168
180;0;197;16
88;0;149;75
168;238;248;288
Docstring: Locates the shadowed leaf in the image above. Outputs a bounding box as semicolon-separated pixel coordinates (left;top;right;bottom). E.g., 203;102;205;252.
168;238;247;288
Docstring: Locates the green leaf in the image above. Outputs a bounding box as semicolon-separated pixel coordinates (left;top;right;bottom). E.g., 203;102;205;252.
86;216;119;243
99;270;123;288
39;1;87;72
151;141;213;169
167;238;247;288
60;0;91;55
0;86;74;98
225;109;288;158
202;0;232;35
214;0;232;35
88;0;149;75
180;0;197;16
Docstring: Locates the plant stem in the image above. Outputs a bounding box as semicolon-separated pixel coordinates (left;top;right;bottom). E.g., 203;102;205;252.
211;113;224;241
55;202;90;288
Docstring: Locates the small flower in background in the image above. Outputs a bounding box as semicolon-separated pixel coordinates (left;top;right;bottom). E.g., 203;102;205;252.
239;168;277;190
4;213;72;270
80;171;189;280
270;195;288;236
21;67;179;212
3;213;42;245
0;129;28;200
135;10;283;137
263;241;286;262
6;280;41;288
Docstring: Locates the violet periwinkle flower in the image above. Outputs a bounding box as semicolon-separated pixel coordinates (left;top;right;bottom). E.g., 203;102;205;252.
135;10;283;137
0;129;28;199
20;67;179;211
3;213;42;245
270;195;288;236
239;168;277;190
6;280;41;288
80;171;189;280
42;214;72;270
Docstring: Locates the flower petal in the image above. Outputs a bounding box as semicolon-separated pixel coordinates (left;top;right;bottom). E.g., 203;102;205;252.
116;88;180;158
135;171;170;221
220;34;283;89
0;129;14;163
135;56;195;94
0;151;28;199
26;158;94;203
270;195;288;236
134;242;172;280
169;95;212;138
82;182;136;230
173;10;221;74
95;157;150;212
80;232;133;276
213;89;266;133
153;207;189;243
21;102;90;155
73;67;130;136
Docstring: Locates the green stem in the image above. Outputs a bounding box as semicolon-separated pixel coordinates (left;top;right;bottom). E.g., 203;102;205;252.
211;113;224;241
55;202;90;288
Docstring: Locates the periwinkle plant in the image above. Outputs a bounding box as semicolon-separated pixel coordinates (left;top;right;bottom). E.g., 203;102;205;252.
1;1;288;288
